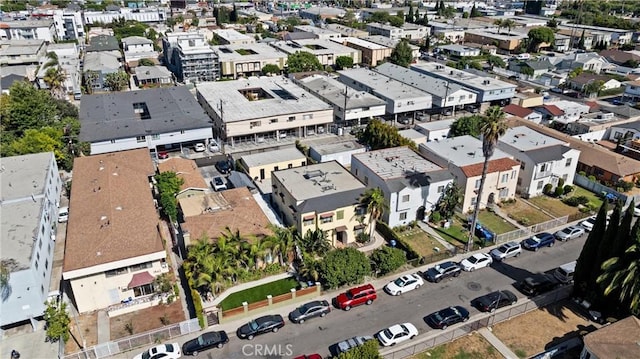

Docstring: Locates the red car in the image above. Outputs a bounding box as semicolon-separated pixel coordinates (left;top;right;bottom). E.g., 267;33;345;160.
293;355;322;359
334;284;377;311
158;151;169;159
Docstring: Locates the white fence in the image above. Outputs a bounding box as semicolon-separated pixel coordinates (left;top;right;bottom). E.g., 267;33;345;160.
494;215;569;244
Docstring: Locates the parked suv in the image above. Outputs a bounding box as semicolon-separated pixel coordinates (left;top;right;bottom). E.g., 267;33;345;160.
334;284;377;311
518;273;560;296
554;226;585;241
522;232;555;251
490;241;522;261
423;261;461;283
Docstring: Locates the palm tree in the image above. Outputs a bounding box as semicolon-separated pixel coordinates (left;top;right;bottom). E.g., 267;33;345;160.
297;228;332;257
267;224;296;265
359;187;388;240
502;19;516;34
43;66;67;100
493;19;503;34
83;70;99;95
466;106;509;252
43;51;59;69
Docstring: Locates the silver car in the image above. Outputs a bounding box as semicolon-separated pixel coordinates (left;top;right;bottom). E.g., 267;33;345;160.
554;226;585;241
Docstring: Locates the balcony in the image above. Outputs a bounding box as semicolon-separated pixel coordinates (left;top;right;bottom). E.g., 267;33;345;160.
534;170;553;180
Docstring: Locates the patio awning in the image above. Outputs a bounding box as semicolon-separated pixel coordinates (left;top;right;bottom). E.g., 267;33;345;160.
354;224;365;230
320;212;334;218
128;271;155;289
335;225;347;232
303;214;315;221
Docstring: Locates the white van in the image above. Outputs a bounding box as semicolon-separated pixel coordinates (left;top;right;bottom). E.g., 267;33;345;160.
554;261;576;284
515;53;531;60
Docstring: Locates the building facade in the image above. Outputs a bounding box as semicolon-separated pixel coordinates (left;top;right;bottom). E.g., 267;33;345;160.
163;32;219;83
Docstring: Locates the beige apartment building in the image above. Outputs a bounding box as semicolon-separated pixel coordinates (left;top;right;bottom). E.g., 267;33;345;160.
238;147;307;182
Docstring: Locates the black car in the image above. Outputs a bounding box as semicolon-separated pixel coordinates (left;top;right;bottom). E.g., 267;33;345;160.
471;290;518;313
182;331;228;356
423;261;461;283
424;306;470;330
236;314;285;340
518;274;561;296
215;160;231;174
289;300;331;324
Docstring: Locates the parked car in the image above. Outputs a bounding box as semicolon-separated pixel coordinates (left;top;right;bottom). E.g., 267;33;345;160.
293;355;322;359
474;223;494;242
633;203;640;216
133;343;181;359
334;336;375;355
518;273;561;296
288;300;331;324
490;241;522;261
471;290;518;313
579;215;610;231
194;143;206;152
459;253;493;272
376;322;418;347
423;261;461;283
554;226;585;241
157;151;170;159
236;314;285;340
334;284;377;310
521;232;555;251
211;176;227;191
424;306;470;330
215;160;231;174
208;140;220;152
58;206;69;223
384;274;424;295
182;331;228;355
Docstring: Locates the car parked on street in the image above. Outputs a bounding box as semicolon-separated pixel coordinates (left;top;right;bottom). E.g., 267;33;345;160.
384;274;424;295
293;355;322;359
376;322;418;347
423;261;461;283
471;290;518;312
288;300;331;324
182;331;228;355
133;343;181;359
490;241;522;261
334;284;377;310
236;314;285;340
425;306;470;330
633;203;640;216
521;232;555;251
459;253;493;272
333;335;375;355
518;273;561;296
211;176;227;191
554;226;585;241
579;215;610;231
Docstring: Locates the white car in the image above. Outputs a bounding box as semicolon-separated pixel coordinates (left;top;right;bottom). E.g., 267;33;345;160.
459;253;493;272
194;143;206;152
376;322;418;347
208;140;220;152
634;203;640;217
58;207;69;223
210;176;227;191
133;343;181;359
383;274;424;296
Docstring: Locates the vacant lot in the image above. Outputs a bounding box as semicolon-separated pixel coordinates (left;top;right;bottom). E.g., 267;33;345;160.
478;210;518;234
65;311;98;354
110;301;186;340
396;229;443;258
492;301;595;358
411;332;502;359
500;199;554;225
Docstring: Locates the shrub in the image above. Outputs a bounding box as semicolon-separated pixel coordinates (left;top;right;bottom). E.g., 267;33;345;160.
563;195;589;207
563;185;574;195
588;175;597;182
370;246;406;275
318;248;371;289
555;184;564;197
376;222;420;260
615;180;634;192
543;183;554;195
191;289;205;329
578;171;586;176
356;232;370;243
430;211;441;223
517;217;530;226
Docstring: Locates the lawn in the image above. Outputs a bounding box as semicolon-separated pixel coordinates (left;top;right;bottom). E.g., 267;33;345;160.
500;199;554;226
433;216;468;250
395;229;443;258
478;210;518;234
573;186;603;209
411;332;502;359
219;277;298;311
528;186;602;218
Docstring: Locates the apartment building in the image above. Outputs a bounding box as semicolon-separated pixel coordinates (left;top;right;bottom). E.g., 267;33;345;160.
325;24;368;38
35;43;82;99
0;152;62;328
270;39;361;68
0;19;55;42
0;39;47;66
84;7;167;25
214;42;287;79
293;25;341;40
52;9;84;41
464;29;527;52
238;147;307;182
213;29;256;45
335;37;391;67
366;22;429;41
121;36;158;65
163;32;219;83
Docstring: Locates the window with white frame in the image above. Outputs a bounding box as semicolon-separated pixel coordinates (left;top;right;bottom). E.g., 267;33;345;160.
501;174;508;183
565;158;572;167
399;212;407;220
499;188;509;198
402;195;410;202
437;185;445;193
250;121;261;128
471;196;477;205
475;179;481;188
537;181;544;190
136;135;146;143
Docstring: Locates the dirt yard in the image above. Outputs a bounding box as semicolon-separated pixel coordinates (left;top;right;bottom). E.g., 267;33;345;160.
65;311;98;354
500;199;554;225
411;332;502;359
109;301;186;340
491;301;596;358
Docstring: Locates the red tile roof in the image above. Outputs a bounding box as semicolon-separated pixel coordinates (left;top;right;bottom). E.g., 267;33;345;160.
461;158;519;177
503;104;534;118
585;101;600;112
542;104;564;116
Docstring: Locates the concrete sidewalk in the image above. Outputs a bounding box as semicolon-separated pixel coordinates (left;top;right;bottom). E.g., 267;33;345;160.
478;327;519;359
417;221;456;251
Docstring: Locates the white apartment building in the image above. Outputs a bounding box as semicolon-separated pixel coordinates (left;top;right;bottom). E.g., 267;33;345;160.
52;9;84;41
84;7;167;25
551;100;591;124
366;22;429;41
213;29;256;45
163;32;219;83
35;43;82;99
121;36;157;64
214;42;287;79
270;39;362;68
0;19;55;42
293;25;342;40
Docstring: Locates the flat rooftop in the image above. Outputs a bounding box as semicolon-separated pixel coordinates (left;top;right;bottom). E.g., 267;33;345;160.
196;76;332;123
338;68;432;101
411;62;516;91
416;119;455;132
0;152;55;271
214;29;255;42
309;140;365;156
465;28;528;41
79;86;211;142
338;37;386;50
325;24;368;37
353;147;442;180
297;75;387;109
214;42;286;62
273;161;365;201
363;35;420;50
500;126;566;151
240;147;306;168
269;39;356;55
0;39;44;56
63;149;164;272
420;135;512;166
374;63;473;99
294;25;340;36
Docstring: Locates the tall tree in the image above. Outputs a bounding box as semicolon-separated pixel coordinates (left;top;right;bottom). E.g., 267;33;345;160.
449;115;482;137
43;66;68;100
577;29;586;50
267;224;296;265
390;39;413;67
527;27;555;52
493;19;503;33
104;71;129;92
83;70;99;94
502;19;516;34
406;4;414;23
357;119;415;150
470;3;482;17
414;9;420;24
359;187;387;240
434;183;463;220
467;106;508;252
574;201;609;298
286;51;323;73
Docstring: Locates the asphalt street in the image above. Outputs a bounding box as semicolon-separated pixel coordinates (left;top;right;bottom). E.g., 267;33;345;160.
114;233;587;359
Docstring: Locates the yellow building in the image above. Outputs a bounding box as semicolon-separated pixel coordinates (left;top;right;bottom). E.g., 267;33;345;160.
238;147;307;182
271;161;369;246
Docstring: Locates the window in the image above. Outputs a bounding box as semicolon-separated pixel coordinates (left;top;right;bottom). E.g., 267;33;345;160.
105;267;129;278
511;170;516;179
303;217;314;226
151;134;160;140
520;162;525;170
471;197;477;205
336;210;344;220
399;212;407;220
501;174;508;183
129;262;152;272
448;96;454;101
136;136;146;143
562;174;568;181
288;116;296;122
288;164;293;169
475;179;481;189
250;121;261;128
274;166;279;171
499;188;509;198
565;158;572;167
402;195;410;202
45;259;49;269
303;114;313;120
110;139;116;144
537;181;544;190
364;176;369;185
270;118;278;124
320;215;333;224
540;163;547;172
437;185;445;193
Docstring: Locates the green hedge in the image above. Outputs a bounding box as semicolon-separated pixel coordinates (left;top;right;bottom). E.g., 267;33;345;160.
191;289;205;329
375;222;420;260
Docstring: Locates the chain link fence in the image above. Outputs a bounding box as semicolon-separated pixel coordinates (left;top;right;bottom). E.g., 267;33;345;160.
381;286;573;359
61;318;200;359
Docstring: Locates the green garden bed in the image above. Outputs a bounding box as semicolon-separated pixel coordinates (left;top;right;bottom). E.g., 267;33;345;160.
219;277;298;311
